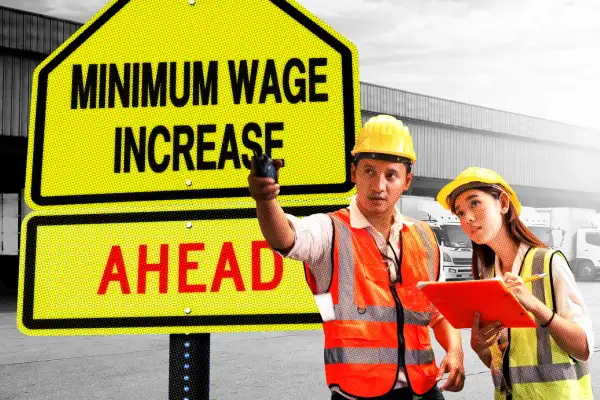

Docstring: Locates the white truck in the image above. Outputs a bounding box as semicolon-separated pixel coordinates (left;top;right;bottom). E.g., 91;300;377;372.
520;206;556;248
536;207;600;281
397;196;473;281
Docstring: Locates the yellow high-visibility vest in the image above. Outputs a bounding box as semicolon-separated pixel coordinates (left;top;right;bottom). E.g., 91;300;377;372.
483;247;593;400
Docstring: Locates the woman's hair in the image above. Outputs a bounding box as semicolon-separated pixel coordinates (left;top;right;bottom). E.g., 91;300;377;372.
450;185;547;280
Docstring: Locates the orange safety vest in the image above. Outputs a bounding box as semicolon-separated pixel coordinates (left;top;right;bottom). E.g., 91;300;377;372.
305;208;440;398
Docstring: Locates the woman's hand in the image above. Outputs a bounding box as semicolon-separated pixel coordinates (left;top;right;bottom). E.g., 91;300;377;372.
470;312;503;354
503;272;541;312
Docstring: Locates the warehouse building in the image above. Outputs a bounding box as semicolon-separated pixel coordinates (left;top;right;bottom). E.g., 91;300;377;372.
360;83;600;207
1;5;599;289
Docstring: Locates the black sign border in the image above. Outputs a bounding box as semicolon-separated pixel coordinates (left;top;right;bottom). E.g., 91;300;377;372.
21;205;348;331
30;0;357;206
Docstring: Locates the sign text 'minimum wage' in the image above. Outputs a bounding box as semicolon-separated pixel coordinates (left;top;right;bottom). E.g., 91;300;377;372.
70;59;328;173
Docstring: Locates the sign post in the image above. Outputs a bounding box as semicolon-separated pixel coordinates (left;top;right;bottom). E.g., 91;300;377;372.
169;334;210;400
20;0;360;397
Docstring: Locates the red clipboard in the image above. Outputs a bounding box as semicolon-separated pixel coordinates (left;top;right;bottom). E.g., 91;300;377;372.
418;278;537;329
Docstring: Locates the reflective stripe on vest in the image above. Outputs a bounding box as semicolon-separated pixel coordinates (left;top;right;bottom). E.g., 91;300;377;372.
318;209;439;398
484;248;593;400
324;348;435;366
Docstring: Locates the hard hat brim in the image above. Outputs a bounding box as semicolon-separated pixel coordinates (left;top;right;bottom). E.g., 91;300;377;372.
437;179;521;215
352;151;414;164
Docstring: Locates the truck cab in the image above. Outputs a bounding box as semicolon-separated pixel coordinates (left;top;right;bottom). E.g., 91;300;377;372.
428;221;473;280
397;196;473;281
572;227;600;281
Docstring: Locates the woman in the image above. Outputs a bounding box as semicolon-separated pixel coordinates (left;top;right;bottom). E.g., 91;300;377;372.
436;167;593;400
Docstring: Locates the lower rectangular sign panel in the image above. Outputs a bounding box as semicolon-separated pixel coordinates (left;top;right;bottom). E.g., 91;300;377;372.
17;208;331;336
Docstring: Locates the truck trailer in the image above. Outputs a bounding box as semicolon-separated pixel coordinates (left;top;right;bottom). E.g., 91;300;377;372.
520;206;555;248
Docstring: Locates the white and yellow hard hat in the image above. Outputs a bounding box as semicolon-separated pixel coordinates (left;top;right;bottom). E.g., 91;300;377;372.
437;167;521;214
352;115;416;163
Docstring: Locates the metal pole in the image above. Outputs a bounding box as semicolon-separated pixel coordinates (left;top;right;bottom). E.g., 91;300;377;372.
169;333;210;400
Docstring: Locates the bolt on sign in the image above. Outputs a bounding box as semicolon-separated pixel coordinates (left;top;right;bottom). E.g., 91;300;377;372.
17;208;329;336
25;0;360;209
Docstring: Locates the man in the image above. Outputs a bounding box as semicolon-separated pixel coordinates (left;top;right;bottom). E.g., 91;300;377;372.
248;115;465;400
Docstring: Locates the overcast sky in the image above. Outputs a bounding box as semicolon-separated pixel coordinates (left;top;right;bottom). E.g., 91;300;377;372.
3;0;600;130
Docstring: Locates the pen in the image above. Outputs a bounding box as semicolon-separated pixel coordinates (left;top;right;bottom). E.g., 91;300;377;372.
521;273;548;283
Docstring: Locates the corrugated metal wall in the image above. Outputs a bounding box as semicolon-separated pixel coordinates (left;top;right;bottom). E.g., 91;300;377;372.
0;8;80;54
0;55;37;137
362;110;600;193
0;6;80;138
361;82;600;151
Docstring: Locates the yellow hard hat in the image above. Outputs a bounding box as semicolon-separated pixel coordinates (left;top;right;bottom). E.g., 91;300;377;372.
436;167;521;214
352;115;416;163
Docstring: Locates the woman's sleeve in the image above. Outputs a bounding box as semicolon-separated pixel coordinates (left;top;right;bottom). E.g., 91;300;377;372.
551;253;595;361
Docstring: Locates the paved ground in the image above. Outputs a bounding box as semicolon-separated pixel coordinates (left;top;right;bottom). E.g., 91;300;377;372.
1;281;599;399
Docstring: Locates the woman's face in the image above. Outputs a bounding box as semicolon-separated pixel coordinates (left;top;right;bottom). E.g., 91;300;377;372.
453;188;509;245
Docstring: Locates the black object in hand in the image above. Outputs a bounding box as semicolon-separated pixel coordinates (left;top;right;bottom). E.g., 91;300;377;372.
253;150;278;182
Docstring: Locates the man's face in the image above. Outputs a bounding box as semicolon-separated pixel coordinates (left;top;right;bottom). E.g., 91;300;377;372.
351;158;412;218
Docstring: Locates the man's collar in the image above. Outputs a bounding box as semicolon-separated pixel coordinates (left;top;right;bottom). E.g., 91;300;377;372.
348;195;415;230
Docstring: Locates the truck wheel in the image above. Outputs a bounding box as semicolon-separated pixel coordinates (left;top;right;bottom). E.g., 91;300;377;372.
578;260;597;282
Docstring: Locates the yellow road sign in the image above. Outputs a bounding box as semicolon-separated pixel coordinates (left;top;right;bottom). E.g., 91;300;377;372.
26;0;360;209
16;207;342;336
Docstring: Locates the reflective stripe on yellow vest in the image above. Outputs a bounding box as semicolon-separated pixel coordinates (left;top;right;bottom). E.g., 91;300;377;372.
306;208;440;398
483;247;593;400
